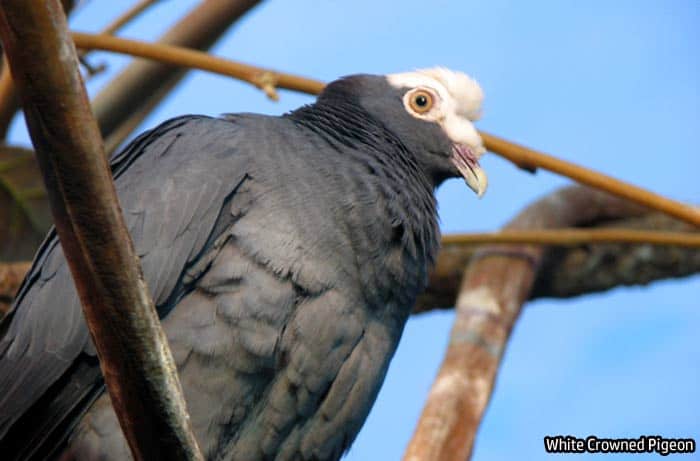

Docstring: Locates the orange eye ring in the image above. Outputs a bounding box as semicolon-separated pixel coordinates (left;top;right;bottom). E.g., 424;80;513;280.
408;90;434;114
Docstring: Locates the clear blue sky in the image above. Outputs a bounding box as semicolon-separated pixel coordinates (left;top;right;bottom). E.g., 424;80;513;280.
9;1;699;459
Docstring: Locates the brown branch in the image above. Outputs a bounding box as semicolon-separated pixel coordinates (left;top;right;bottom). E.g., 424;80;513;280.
414;207;700;313
77;0;162;76
480;132;700;227
69;32;699;228
69;31;328;98
531;212;700;299
403;186;657;461
0;2;202;460
0;0;76;140
88;0;263;154
0;54;17;139
442;228;700;247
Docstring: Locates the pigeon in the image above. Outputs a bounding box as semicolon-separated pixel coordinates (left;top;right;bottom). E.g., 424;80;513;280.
0;67;487;461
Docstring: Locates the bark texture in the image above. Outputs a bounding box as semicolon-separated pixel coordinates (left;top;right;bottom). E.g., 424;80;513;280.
0;2;202;459
403;186;685;461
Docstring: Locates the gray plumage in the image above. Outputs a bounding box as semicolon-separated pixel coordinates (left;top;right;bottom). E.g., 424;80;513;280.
0;70;486;460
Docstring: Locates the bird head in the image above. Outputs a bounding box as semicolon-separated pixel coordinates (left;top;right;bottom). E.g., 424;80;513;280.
317;67;488;196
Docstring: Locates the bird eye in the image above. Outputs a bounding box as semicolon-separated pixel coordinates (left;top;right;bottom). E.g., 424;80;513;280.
408;90;434;114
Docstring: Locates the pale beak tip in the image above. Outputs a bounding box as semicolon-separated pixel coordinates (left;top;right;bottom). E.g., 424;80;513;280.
451;144;488;198
465;167;488;198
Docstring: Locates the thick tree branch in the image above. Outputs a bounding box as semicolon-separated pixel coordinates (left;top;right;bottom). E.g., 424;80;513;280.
413;208;700;313
0;54;17;139
531;212;700;299
0;0;75;140
90;0;262;154
0;2;202;460
403;186;662;461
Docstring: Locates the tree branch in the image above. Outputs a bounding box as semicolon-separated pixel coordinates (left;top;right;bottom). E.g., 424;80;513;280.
531;212;700;299
0;0;75;140
0;2;202;459
413;206;700;313
442;228;700;247
70;32;700;228
480;132;700;226
0;54;17;139
89;0;263;154
76;0;162;77
403;186;665;461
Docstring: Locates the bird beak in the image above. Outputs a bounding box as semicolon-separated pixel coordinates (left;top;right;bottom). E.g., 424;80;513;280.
451;144;488;198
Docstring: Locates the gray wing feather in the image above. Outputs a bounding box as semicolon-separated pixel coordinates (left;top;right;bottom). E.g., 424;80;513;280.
0;115;250;439
65;235;400;461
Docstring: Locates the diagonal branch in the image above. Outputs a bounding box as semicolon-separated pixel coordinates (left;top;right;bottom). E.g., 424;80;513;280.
403;186;666;461
0;0;76;140
70;32;700;228
414;205;700;313
529;212;700;299
77;0;162;76
0;2;202;459
89;0;263;154
442;228;700;247
480;132;700;227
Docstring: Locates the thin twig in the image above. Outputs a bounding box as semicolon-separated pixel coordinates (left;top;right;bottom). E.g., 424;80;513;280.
102;0;160;36
480;132;700;227
72;32;324;96
442;228;700;247
0;2;203;459
70;32;699;229
77;0;162;76
87;0;263;154
0;0;76;140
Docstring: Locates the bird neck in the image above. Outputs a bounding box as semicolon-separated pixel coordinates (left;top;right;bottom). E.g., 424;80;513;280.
286;101;441;267
286;100;431;187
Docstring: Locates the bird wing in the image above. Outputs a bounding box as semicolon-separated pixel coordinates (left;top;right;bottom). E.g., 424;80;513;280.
0;115;252;455
220;285;403;461
65;234;402;461
1;111;414;461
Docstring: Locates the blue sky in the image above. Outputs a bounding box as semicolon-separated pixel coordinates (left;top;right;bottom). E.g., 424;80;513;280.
9;1;699;459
